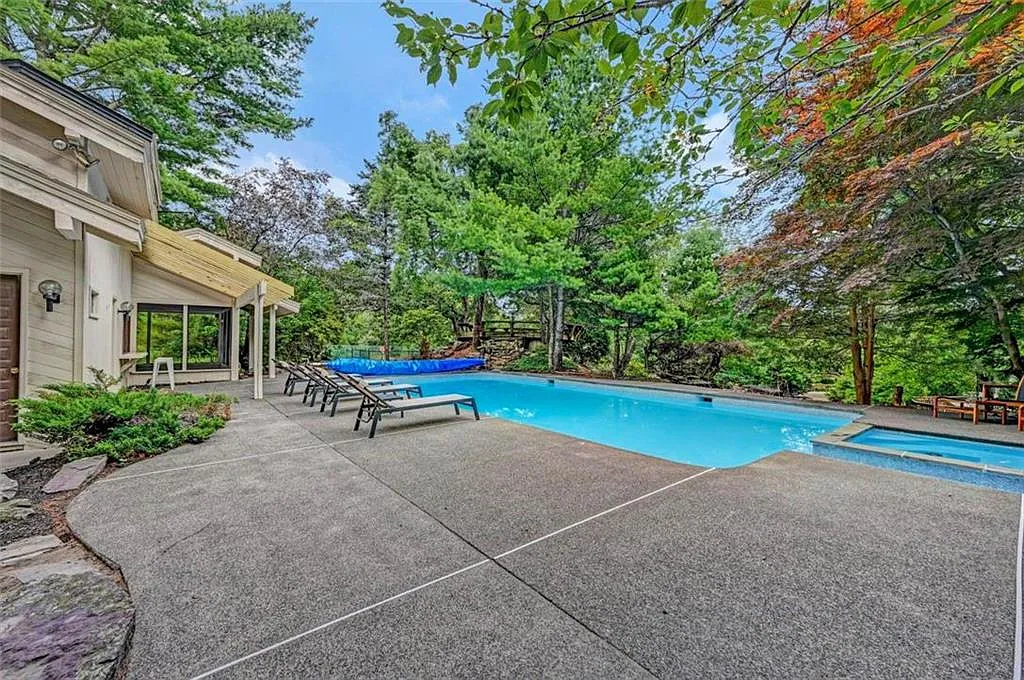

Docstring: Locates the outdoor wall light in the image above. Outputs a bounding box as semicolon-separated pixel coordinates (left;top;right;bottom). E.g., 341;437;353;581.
38;280;62;312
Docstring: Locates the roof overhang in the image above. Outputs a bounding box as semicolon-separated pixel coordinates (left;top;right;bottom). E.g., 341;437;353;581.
0;61;161;220
136;221;294;306
0;155;145;249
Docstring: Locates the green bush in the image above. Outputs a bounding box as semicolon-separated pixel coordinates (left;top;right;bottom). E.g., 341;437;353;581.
507;346;577;372
12;384;232;464
623;356;649;379
715;338;835;395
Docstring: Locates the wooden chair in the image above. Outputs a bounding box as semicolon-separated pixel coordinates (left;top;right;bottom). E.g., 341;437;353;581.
931;396;979;422
975;376;1024;429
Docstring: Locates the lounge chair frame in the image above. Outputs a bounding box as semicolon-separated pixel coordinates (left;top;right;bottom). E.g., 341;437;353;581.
277;360;309;396
311;368;423;417
336;373;479;438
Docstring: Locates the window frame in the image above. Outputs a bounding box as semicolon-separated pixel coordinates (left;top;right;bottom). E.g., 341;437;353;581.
135;303;232;371
185;305;232;370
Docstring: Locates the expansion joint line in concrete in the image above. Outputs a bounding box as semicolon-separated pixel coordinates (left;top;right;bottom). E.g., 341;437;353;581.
95;416;494;483
321;438;666;678
187;467;716;679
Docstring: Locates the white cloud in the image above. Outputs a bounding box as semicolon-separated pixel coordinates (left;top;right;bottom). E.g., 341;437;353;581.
396;92;450;116
326;176;353;200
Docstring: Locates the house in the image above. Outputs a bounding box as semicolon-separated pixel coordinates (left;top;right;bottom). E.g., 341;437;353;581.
0;60;298;444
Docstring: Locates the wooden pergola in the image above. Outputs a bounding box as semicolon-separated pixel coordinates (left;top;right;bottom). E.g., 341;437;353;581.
136;221;297;399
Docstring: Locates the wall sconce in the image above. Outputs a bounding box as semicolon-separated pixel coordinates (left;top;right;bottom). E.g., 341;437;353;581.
38;280;62;312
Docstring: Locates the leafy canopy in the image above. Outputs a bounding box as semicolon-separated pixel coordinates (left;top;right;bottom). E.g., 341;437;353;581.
1;0;315;223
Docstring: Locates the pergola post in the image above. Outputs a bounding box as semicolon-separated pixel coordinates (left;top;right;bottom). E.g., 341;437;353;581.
268;304;277;379
252;280;266;400
229;301;241;381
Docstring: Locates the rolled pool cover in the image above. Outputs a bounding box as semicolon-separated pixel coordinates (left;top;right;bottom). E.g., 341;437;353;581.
325;357;485;376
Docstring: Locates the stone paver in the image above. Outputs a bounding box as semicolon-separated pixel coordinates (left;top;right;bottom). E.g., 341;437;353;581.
0;572;133;680
0;473;16;500
42;455;106;494
0;534;62;566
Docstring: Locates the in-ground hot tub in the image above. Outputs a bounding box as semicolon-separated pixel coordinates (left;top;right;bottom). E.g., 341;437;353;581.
813;423;1024;493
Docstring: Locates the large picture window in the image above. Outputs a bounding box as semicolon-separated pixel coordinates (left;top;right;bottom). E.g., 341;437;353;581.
187;307;231;369
136;305;183;369
136;304;231;370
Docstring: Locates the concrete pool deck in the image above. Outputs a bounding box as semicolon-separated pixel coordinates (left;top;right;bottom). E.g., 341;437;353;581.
68;377;1022;679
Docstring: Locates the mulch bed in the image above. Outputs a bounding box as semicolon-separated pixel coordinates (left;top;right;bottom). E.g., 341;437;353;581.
1;456;67;546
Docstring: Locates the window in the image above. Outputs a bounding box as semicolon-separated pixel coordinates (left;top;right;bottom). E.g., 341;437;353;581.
136;304;232;370
187;307;231;369
136;305;183;369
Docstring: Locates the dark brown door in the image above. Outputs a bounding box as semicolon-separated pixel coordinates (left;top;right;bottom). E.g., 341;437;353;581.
0;275;21;441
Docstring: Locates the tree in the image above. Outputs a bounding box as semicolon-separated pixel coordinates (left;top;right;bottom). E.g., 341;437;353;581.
392;309;452;357
336;182;399;360
2;0;315;222
336;115;411;359
729;0;1024;391
387;0;1023;125
274;275;347;361
442;47;676;371
215;158;342;274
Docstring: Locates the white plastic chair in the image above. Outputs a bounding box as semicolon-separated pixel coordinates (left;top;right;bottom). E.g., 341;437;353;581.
151;357;175;390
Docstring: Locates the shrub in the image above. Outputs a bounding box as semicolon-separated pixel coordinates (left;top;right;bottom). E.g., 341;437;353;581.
623;356;649;379
715;338;837;396
507;346;577;372
12;384;232;464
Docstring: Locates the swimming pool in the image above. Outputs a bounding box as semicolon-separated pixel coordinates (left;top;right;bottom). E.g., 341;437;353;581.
850;428;1024;470
412;374;857;468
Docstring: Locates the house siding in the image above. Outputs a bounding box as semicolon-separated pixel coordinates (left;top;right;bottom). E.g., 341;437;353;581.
132;259;233;306
0;190;78;394
82;230;132;378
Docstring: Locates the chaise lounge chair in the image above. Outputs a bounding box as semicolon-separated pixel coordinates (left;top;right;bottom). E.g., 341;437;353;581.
298;364;391;406
310;367;423;417
336;373;479;438
277;360;310;396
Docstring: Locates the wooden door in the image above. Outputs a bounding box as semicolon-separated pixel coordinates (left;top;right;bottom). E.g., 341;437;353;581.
0;275;21;441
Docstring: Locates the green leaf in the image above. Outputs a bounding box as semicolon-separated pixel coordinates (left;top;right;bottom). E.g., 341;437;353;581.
426;62;442;85
748;0;773;18
986;74;1008;98
622;38;640;67
609;33;631;56
685;0;709;26
602;21;619;48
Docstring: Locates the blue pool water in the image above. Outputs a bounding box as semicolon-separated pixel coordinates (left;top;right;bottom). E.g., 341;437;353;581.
851;428;1024;470
412;374;857;467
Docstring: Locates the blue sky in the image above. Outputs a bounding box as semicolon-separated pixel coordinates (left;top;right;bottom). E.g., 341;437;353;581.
237;2;738;202
236;1;489;197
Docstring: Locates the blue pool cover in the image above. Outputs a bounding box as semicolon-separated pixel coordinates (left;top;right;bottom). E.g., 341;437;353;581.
325;357;485;376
